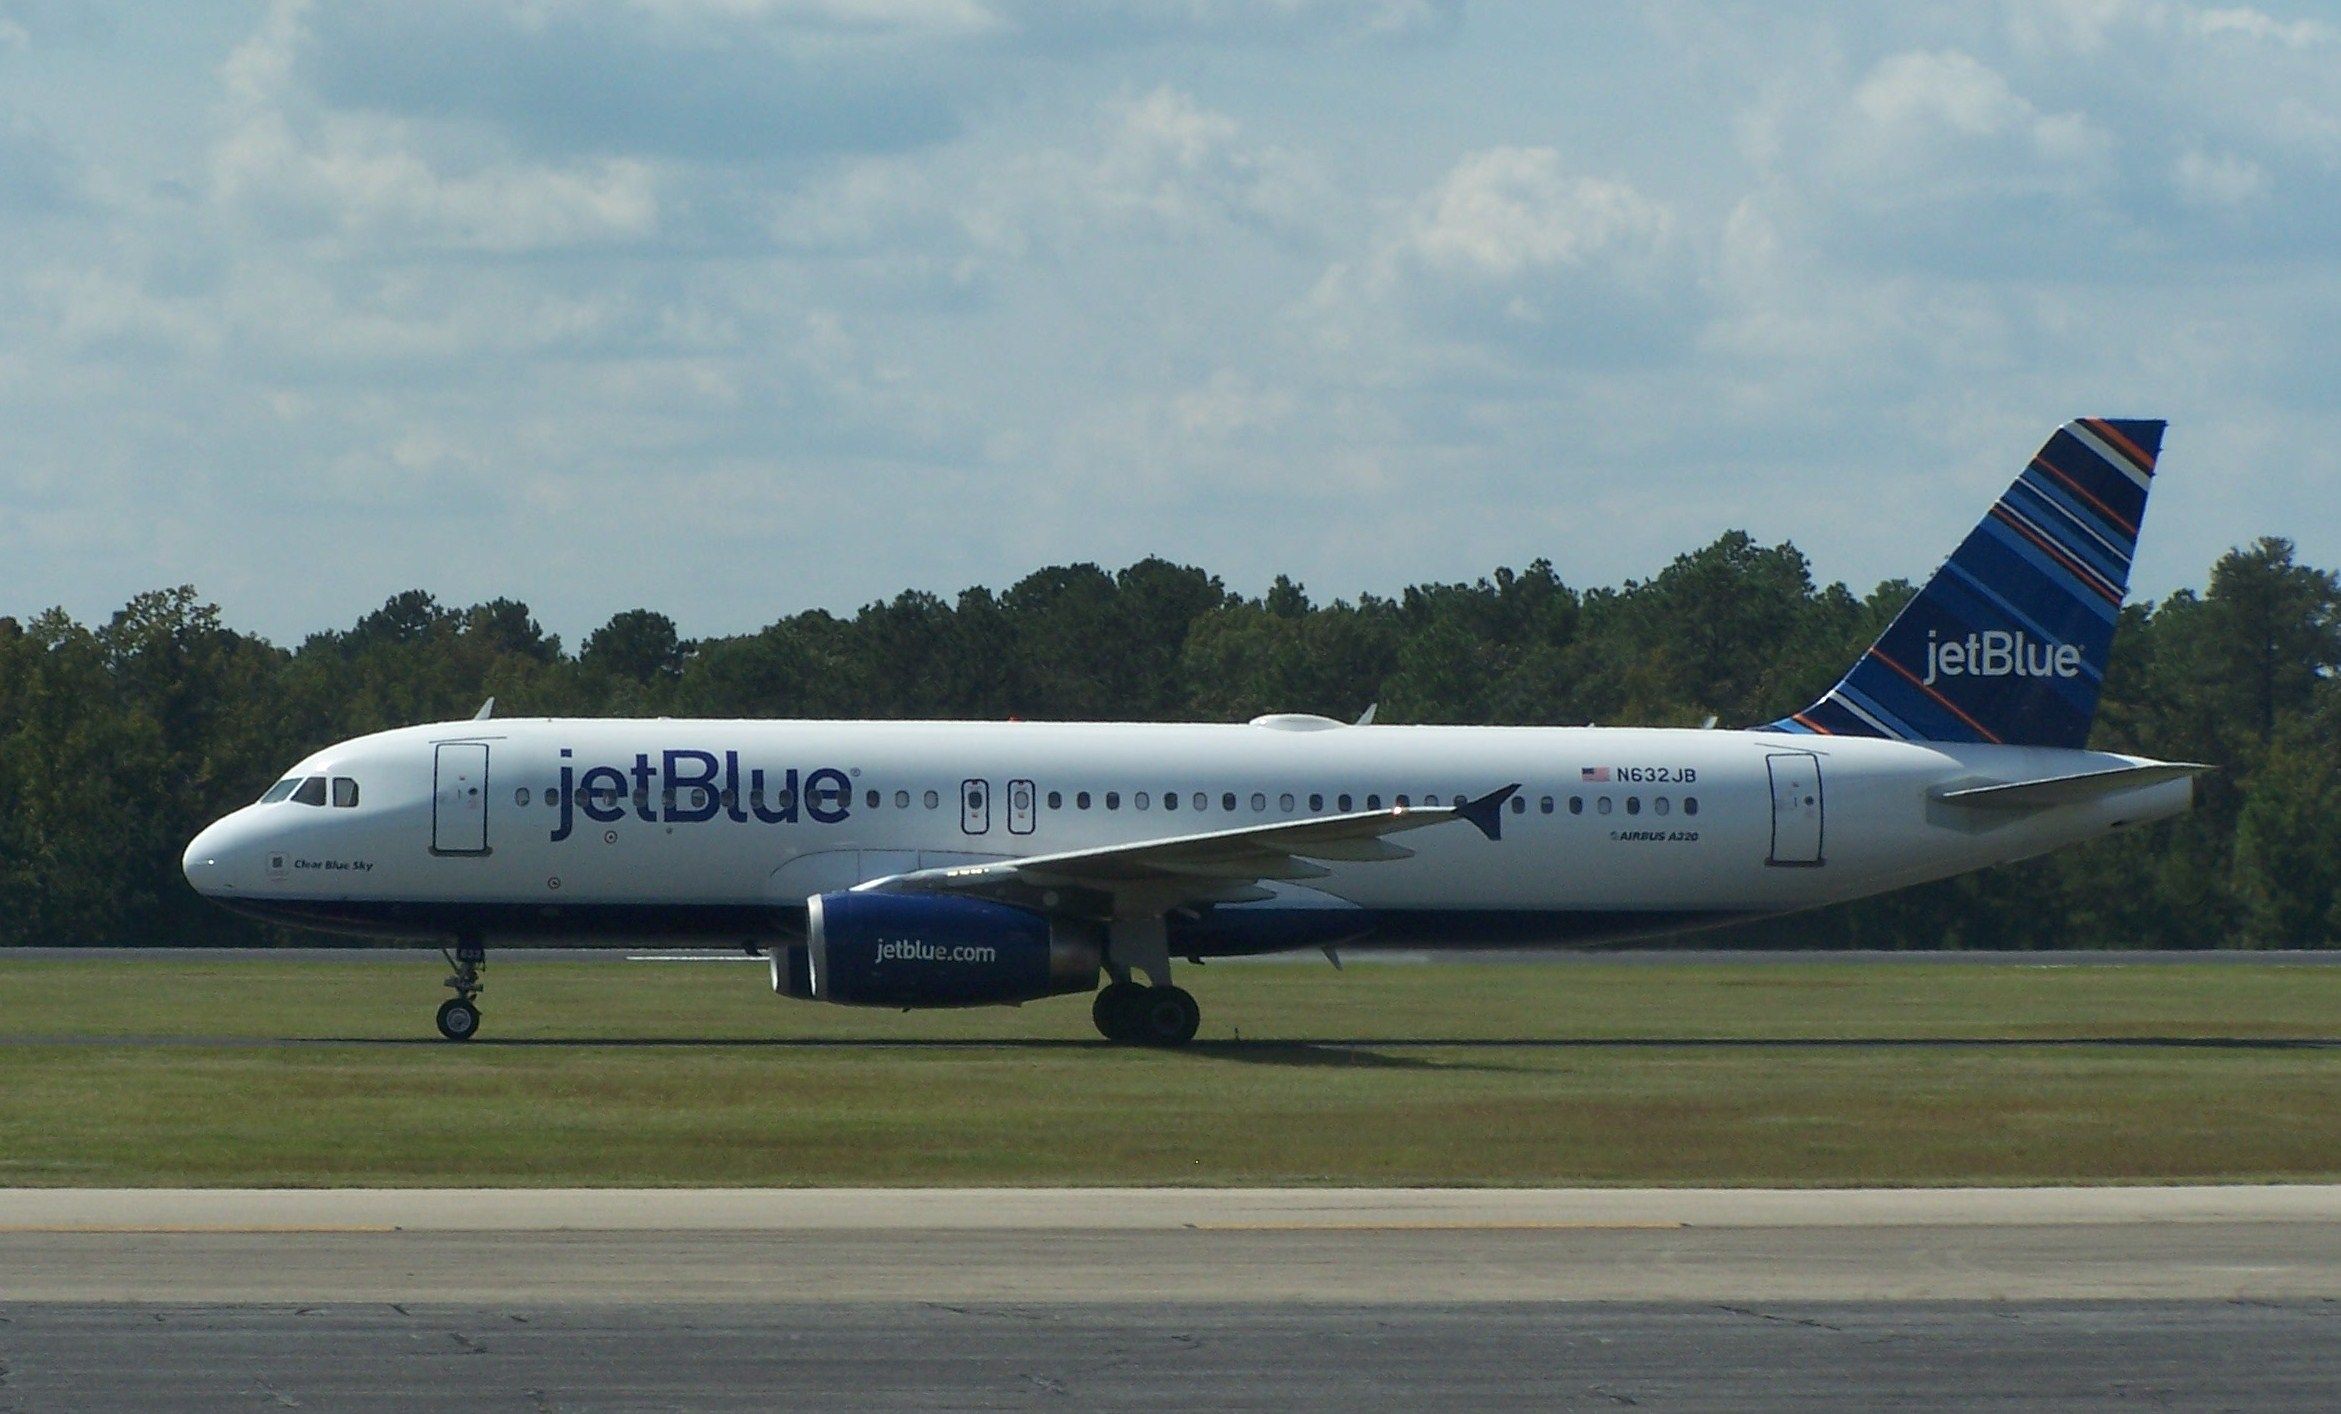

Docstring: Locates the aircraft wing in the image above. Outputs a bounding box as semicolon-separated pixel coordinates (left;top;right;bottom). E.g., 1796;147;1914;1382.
854;784;1520;913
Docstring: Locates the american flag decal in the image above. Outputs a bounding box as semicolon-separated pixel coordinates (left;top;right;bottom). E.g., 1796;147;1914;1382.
1580;766;1611;783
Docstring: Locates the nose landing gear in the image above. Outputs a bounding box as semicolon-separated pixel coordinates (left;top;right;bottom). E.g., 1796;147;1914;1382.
436;938;485;1041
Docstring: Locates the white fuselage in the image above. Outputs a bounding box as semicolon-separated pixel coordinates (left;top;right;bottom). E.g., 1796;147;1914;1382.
182;715;2193;951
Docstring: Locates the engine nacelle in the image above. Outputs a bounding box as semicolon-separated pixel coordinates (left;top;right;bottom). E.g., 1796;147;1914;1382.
772;892;1102;1008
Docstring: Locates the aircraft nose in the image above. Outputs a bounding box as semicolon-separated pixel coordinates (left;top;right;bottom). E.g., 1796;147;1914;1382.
182;816;242;895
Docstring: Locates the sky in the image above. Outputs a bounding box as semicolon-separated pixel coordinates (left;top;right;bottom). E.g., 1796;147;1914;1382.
2;0;2337;646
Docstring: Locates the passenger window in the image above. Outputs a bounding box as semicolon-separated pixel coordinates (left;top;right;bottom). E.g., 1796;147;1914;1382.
723;788;739;812
1108;792;1123;810
1077;791;1092;810
1222;792;1236;812
1366;794;1382;810
1310;794;1325;811
1541;796;1556;814
1597;797;1612;815
1164;792;1179;812
1509;796;1525;814
513;787;530;808
1195;793;1209;811
1396;794;1411;808
1251;792;1267;812
1655;797;1671;816
1338;794;1353;811
924;790;940;810
1048;790;1063;810
260;778;300;804
291;776;327;807
866;790;880;810
1627;797;1641;815
1279;793;1295;812
1685;797;1699;816
661;788;677;812
1568;797;1581;815
895;790;910;809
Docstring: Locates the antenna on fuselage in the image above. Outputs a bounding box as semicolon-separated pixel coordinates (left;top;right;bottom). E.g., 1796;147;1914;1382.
1353;703;1377;726
472;698;495;721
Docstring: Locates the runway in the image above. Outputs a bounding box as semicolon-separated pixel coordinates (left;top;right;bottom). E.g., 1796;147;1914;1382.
5;1188;2341;1408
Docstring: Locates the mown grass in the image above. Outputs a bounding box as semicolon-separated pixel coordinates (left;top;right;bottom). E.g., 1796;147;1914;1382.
2;955;2339;1186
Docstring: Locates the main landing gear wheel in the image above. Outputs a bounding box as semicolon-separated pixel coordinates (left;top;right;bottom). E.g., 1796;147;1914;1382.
1093;982;1146;1042
435;996;481;1042
1093;982;1200;1047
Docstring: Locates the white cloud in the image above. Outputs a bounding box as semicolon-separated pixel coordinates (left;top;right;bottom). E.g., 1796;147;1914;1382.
213;112;661;254
2173;147;2268;207
1310;146;1687;367
995;0;1462;45
1053;87;1330;239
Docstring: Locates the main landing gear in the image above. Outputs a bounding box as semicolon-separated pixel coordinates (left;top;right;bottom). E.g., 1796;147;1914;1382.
1092;981;1201;1047
1093;910;1200;1046
436;938;485;1042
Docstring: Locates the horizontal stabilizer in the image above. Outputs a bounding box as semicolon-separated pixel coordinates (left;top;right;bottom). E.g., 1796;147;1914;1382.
1934;762;2210;809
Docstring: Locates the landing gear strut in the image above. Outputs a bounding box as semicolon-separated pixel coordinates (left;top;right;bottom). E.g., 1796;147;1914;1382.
1093;980;1201;1046
437;938;484;1042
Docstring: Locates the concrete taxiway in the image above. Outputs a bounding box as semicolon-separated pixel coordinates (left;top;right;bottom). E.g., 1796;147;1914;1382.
6;1187;2340;1409
6;1185;2341;1304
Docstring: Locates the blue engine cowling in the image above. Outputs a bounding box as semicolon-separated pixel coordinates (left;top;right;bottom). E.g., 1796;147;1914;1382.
772;892;1103;1008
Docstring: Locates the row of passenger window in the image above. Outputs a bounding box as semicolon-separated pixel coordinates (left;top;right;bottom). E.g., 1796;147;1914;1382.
511;782;1697;819
260;775;360;808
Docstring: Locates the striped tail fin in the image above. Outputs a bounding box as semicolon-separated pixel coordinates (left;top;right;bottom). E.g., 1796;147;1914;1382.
1759;417;2164;750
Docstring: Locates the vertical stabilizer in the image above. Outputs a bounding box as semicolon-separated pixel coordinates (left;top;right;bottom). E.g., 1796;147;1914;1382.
1760;418;2164;749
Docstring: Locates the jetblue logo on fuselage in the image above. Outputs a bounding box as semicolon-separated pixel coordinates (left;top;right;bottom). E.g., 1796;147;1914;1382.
1922;630;2082;687
551;749;851;843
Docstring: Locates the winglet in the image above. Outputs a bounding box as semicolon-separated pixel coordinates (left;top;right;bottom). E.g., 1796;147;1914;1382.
1354;703;1378;726
1455;784;1520;842
471;697;496;721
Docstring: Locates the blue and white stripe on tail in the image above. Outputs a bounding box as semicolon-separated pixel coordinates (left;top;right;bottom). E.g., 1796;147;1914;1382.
1760;417;2163;750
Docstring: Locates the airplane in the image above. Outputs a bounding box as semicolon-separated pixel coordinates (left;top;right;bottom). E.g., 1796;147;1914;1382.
184;417;2203;1045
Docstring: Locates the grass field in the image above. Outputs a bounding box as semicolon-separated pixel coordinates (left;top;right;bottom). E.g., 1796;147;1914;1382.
3;954;2340;1187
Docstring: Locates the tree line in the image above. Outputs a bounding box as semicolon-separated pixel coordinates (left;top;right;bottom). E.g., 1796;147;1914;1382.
2;531;2336;950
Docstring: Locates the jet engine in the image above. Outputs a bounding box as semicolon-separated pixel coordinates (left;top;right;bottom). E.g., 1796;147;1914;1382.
772;892;1102;1008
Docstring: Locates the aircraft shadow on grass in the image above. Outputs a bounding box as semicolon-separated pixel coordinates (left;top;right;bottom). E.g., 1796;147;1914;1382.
11;1035;2335;1072
274;1033;2341;1071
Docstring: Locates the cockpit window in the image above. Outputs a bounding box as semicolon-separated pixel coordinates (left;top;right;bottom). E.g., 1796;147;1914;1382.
331;778;360;809
259;778;300;804
291;776;329;807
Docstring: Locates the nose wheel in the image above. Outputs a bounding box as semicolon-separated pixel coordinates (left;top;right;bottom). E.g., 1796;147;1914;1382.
437;939;485;1042
435;996;481;1042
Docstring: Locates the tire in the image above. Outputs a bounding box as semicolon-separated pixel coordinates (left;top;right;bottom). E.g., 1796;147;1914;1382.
436;997;481;1042
1134;986;1200;1047
1092;982;1145;1042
